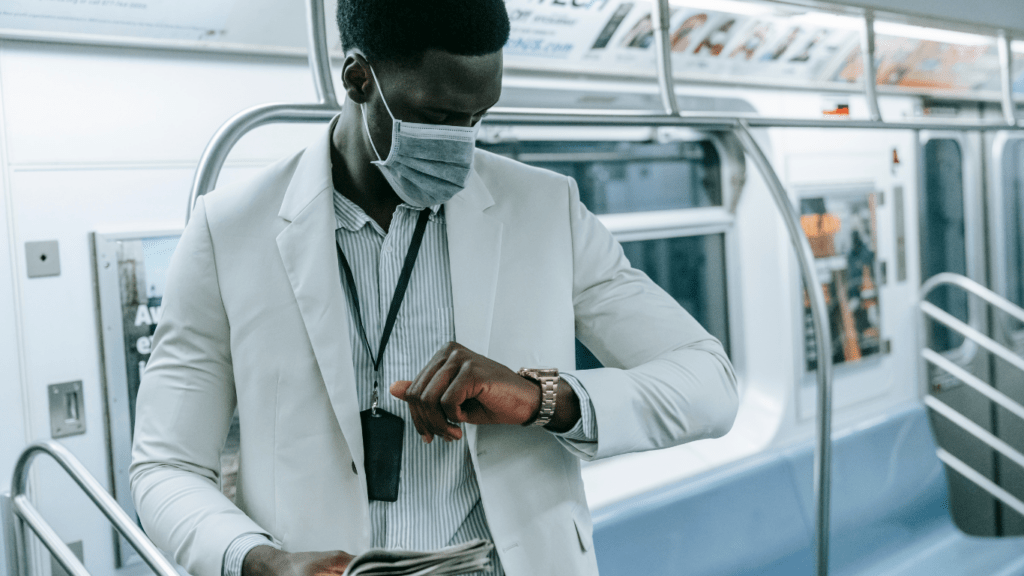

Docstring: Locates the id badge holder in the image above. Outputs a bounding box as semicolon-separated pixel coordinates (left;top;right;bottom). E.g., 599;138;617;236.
360;406;404;502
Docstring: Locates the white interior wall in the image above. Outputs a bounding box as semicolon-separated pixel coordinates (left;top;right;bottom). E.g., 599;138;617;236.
0;40;325;576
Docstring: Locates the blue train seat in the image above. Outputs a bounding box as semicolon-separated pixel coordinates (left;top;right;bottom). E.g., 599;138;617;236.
592;404;1024;576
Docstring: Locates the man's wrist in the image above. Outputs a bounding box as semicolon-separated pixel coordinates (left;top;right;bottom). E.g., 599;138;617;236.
520;377;580;433
242;545;287;576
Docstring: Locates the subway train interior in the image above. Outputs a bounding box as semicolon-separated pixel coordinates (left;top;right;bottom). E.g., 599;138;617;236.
3;0;1024;575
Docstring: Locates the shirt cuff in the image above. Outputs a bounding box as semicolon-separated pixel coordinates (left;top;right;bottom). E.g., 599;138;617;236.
222;533;280;576
549;373;598;445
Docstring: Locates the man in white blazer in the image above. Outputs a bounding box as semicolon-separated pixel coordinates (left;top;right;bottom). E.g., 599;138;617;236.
130;1;738;575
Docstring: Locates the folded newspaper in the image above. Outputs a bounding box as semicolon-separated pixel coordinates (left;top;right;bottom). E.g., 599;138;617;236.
341;539;494;576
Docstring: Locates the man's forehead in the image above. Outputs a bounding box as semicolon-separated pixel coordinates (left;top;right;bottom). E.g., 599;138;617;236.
391;50;503;111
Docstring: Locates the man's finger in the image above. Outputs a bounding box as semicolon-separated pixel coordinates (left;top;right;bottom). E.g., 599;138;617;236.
390;380;413;400
421;367;464;440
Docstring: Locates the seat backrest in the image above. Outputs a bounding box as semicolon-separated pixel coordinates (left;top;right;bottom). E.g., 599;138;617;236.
592;405;950;576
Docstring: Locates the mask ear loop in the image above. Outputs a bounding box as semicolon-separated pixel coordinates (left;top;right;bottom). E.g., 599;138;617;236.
360;64;397;163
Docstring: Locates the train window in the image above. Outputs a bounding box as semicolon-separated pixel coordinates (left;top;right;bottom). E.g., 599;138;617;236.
799;192;883;372
478;140;722;213
1002;139;1024;311
575;234;730;370
920;139;968;352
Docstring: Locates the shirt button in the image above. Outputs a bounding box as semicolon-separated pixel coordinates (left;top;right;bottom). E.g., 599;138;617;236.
351;461;358;475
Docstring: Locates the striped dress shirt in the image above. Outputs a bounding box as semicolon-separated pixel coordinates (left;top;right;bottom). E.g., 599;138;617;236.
222;190;598;576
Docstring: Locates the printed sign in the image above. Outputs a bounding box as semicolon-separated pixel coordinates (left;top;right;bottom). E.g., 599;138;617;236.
0;0;233;40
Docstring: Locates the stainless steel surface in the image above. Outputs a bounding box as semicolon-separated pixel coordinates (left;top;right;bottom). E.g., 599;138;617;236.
24;241;60;279
925;395;1024;470
51;541;83;576
47;382;85;439
894;185;907;282
921;272;1024;325
921;301;1024;374
484;108;1024;131
10;441;179;576
187;103;339;221
923;348;1024;422
186;0;344;221
651;0;679;116
937;448;1024;517
735;121;833;576
860;12;882;122
2;492;19;576
305;0;338;107
12;498;89;576
998;31;1018;127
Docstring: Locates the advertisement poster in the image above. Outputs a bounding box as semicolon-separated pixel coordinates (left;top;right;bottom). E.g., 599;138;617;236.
115;234;178;430
502;0;858;86
0;0;233;40
799;193;882;372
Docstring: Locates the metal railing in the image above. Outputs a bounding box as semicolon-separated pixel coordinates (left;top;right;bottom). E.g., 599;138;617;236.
919;273;1024;518
179;2;1024;576
2;441;178;576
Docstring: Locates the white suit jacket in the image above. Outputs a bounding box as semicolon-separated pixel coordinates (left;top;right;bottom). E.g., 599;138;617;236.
130;121;738;576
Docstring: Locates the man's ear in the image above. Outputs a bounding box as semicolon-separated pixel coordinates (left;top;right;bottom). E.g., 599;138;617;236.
342;53;372;104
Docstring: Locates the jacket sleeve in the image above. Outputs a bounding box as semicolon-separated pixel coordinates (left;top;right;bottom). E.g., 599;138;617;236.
564;176;739;461
129;196;271;576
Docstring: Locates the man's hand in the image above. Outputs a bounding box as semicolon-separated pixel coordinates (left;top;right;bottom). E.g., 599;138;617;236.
390;342;542;443
242;546;355;576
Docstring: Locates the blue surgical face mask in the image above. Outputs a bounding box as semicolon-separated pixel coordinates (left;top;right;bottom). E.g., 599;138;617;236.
361;65;477;208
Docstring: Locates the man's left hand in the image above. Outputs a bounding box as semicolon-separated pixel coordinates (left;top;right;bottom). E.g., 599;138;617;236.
390;342;541;443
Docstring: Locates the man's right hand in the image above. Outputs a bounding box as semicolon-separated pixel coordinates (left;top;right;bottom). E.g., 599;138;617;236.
242;545;355;576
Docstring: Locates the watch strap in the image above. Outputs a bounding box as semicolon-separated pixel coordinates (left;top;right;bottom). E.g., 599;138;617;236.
519;368;559;427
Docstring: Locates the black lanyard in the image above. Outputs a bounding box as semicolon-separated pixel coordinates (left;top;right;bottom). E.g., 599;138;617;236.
337;207;432;414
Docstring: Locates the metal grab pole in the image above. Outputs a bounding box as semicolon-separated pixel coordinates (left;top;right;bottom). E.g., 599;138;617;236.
306;0;338;107
998;30;1018;126
734;121;835;576
10;442;180;576
651;0;679;115
860;12;882;122
186;0;342;221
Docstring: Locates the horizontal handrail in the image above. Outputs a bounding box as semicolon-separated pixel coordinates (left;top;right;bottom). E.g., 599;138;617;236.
924;395;1024;470
937;448;1024;517
10;441;178;576
922;348;1024;421
920;301;1024;375
921;272;1024;325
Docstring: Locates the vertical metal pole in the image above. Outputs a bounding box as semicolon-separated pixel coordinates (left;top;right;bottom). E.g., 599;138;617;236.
651;0;680;115
306;0;338;107
860;11;882;122
998;30;1017;126
735;121;834;576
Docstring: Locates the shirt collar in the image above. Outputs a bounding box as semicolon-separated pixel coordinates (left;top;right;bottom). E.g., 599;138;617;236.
333;189;442;232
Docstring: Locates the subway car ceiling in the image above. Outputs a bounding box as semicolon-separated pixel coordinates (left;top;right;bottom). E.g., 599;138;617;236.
4;1;1024;576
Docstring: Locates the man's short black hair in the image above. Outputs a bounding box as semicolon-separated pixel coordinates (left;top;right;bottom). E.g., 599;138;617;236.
337;0;510;63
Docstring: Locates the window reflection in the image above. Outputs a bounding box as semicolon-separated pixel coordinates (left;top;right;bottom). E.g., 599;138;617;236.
920;139;968;352
575;234;730;370
479;140;722;213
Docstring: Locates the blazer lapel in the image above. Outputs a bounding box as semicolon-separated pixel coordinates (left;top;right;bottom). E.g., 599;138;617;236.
444;169;503;454
275;119;367;482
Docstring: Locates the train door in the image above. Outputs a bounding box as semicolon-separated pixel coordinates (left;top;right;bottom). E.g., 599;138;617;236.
918;130;1001;535
985;131;1024;535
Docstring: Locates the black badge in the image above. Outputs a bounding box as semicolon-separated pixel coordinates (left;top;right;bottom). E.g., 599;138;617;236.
360;408;404;502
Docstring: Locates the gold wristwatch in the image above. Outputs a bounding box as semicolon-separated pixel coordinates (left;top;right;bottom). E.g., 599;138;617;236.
518;368;559;427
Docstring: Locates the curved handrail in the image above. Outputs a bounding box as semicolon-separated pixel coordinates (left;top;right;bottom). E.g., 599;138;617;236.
10;441;178;576
186;0;342;222
186;102;339;221
921;272;1024;326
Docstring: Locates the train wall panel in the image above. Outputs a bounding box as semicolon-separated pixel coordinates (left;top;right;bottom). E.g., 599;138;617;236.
0;41;324;576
